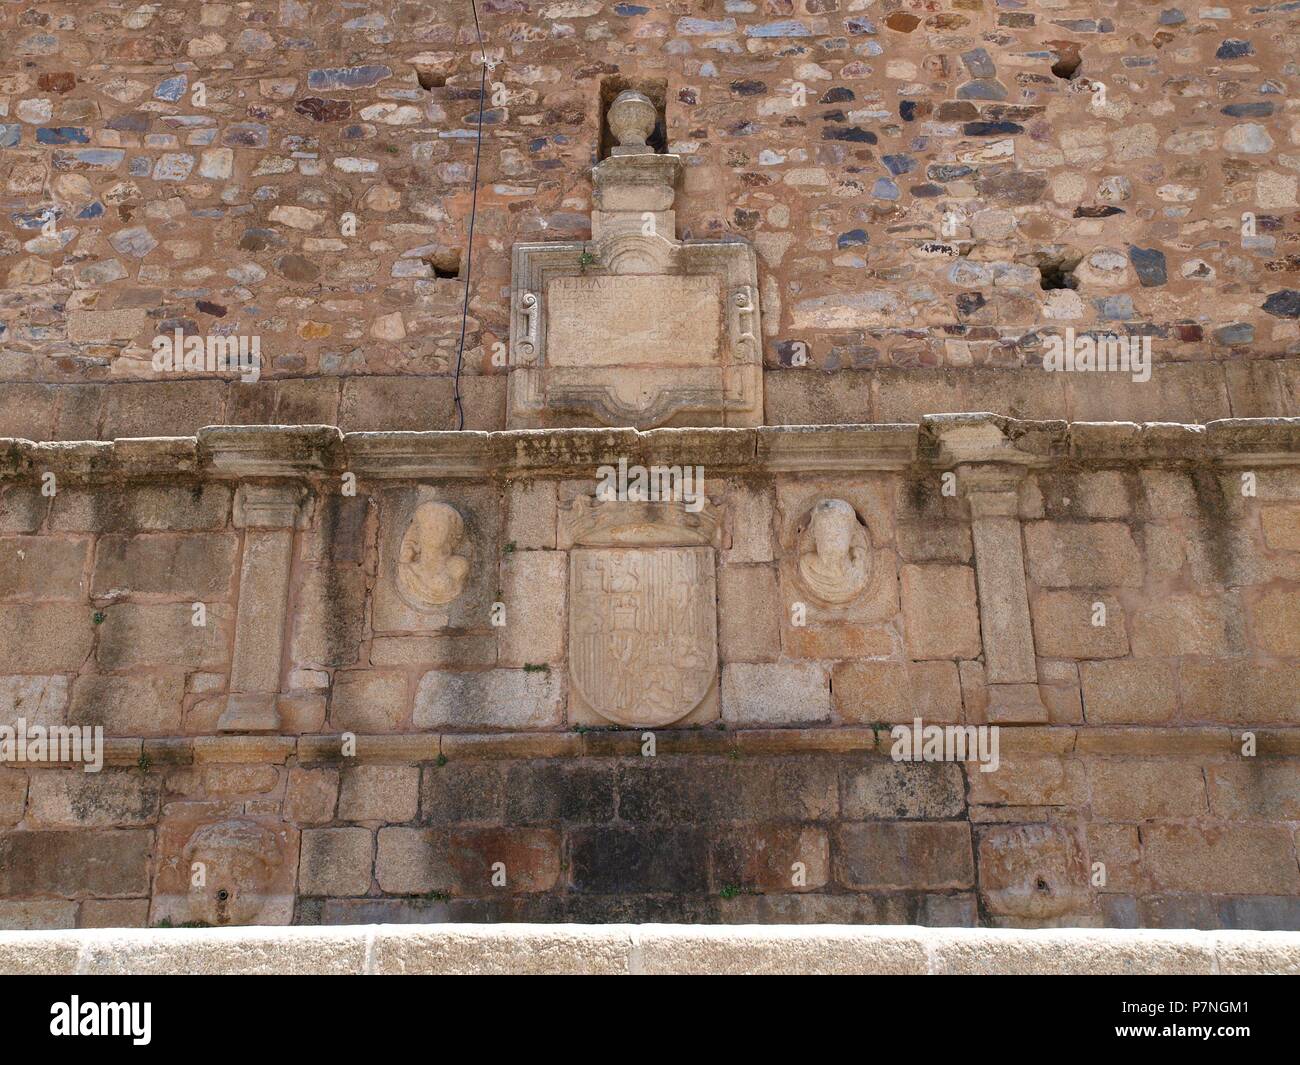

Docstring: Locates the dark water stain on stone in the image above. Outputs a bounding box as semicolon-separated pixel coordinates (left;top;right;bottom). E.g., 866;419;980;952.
1189;468;1233;586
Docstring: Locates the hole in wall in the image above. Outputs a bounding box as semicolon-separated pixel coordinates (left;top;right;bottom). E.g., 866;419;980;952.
598;75;668;159
423;247;463;279
1051;54;1081;80
412;57;456;92
1049;42;1083;80
1037;251;1081;291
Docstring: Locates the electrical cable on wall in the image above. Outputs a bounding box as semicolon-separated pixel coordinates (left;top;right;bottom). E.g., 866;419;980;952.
452;0;487;431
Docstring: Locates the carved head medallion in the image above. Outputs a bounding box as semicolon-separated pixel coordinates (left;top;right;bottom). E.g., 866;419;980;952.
396;501;470;610
795;498;871;605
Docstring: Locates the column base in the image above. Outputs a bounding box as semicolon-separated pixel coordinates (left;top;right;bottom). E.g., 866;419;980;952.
985;683;1049;724
217;692;282;733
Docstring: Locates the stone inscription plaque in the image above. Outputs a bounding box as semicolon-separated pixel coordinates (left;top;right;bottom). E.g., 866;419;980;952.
546;275;722;368
569;546;717;727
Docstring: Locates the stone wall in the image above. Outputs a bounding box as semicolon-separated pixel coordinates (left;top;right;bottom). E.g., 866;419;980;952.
1;416;1298;929
4;2;1300;438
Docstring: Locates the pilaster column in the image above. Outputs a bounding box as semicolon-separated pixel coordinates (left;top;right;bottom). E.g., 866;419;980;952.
958;464;1047;723
922;414;1050;725
218;483;306;733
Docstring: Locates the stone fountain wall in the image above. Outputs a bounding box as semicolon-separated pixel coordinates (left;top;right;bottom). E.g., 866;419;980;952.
4;0;1300;933
1;416;1297;929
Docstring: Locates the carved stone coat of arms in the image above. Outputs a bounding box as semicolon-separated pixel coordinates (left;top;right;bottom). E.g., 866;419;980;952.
569;547;717;727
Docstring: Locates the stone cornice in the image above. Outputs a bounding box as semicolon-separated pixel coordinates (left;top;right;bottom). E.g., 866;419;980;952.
757;423;917;471
199;424;345;476
1;415;1298;482
347;430;495;478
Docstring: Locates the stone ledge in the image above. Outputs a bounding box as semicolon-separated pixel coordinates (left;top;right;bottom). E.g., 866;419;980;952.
0;924;1296;975
47;726;1300;767
2;415;1298;482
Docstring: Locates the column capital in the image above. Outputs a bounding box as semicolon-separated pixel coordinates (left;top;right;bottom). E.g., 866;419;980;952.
955;460;1030;495
234;483;309;529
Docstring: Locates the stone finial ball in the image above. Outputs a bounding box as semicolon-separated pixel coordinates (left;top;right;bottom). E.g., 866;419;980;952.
608;90;657;147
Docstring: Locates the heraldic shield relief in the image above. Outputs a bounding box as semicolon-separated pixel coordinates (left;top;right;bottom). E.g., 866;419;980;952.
569;546;718;727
